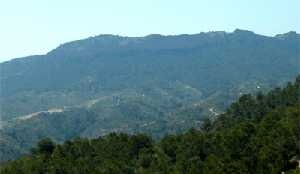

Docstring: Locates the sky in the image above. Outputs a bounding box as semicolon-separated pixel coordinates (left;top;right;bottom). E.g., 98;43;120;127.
0;0;299;62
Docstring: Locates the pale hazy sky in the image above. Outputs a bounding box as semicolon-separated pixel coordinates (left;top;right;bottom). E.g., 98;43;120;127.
0;0;299;62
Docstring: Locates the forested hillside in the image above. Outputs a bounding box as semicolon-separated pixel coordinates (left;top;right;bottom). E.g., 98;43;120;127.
1;76;299;174
0;30;299;162
1;30;299;120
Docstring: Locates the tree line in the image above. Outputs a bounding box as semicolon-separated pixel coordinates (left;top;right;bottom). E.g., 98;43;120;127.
1;76;300;174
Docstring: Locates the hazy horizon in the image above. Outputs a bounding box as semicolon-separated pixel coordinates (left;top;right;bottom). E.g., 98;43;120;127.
1;29;299;63
1;0;299;62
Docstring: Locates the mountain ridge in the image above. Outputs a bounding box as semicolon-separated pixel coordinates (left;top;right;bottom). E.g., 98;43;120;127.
2;29;299;64
0;29;299;161
1;28;299;119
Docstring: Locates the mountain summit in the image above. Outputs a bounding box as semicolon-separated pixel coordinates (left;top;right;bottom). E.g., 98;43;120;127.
0;29;299;161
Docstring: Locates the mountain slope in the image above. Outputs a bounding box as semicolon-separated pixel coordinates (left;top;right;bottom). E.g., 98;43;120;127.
1;29;299;120
0;29;299;161
1;76;299;174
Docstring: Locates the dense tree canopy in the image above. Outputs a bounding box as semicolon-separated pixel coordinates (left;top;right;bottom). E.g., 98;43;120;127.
1;30;299;162
1;75;299;174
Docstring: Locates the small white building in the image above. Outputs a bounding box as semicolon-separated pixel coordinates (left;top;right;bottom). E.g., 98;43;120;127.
282;155;300;174
290;155;300;168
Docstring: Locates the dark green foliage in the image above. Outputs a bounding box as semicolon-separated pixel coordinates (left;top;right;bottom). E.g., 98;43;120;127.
1;30;299;161
1;76;299;174
213;77;300;130
32;138;55;155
